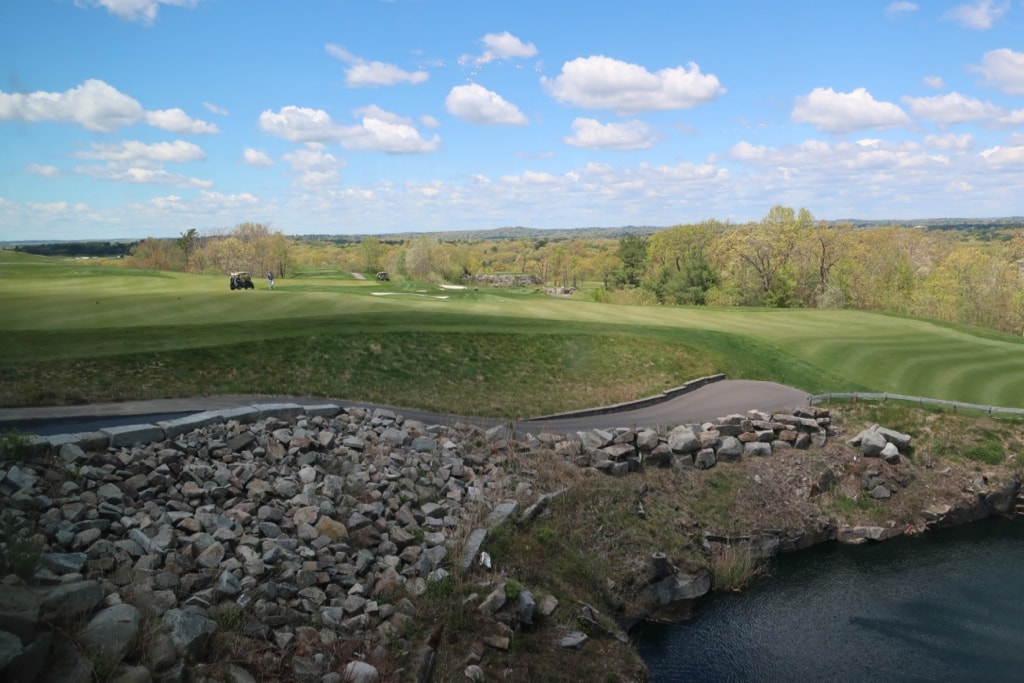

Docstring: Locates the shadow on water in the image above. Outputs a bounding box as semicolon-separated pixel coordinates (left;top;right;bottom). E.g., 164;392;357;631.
635;518;1024;683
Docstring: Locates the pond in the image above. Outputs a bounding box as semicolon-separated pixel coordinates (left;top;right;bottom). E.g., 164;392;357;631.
635;518;1024;682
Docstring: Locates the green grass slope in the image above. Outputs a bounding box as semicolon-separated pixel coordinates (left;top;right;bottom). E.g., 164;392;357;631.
1;251;1021;413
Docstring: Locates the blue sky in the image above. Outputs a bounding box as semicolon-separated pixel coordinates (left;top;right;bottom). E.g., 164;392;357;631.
1;0;1022;241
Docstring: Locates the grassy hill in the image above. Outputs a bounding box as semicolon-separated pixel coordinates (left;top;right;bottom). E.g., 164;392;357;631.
2;249;1023;414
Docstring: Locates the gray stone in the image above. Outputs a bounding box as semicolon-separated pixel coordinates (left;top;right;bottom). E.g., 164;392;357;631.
0;582;39;641
877;426;912;450
694;448;716;470
162;606;216;660
343;660;380;683
667;428;700;454
860;429;888;457
559;631;588;650
716;436;743;461
79;603;143;664
743;441;772;457
38;580;104;623
0;630;22;669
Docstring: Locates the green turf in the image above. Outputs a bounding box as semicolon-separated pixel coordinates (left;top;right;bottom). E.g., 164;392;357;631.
2;250;1022;413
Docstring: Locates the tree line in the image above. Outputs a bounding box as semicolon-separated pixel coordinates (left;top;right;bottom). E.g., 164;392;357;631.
120;210;1024;336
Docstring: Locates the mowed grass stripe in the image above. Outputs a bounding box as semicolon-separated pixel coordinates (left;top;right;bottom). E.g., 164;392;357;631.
3;255;1024;410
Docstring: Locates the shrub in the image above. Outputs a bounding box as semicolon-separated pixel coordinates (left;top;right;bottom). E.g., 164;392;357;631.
0;509;43;579
0;429;34;461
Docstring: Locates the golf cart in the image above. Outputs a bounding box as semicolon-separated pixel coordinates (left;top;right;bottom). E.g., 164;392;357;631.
376;271;390;281
230;271;255;290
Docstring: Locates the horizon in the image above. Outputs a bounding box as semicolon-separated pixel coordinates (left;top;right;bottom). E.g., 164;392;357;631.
2;0;1023;241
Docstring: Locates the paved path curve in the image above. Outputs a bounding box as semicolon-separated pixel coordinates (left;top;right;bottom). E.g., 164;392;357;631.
0;380;810;436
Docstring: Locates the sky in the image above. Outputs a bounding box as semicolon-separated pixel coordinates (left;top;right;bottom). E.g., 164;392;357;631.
1;0;1023;241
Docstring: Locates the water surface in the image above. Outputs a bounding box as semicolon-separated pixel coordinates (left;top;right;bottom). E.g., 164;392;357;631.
635;519;1024;682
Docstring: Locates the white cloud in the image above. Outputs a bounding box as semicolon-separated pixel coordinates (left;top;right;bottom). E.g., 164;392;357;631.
924;133;974;151
944;0;1009;30
791;87;910;134
259;104;440;153
203;101;229;116
979;145;1024;164
76;165;213;187
0;79;143;132
923;75;946;89
0;79;216;134
75;140;205;165
25;164;61;178
342;111;442;153
564;118;657;150
970;48;1024;95
445;84;528;125
77;0;200;25
902;92;1002;124
258;106;342;143
145;108;218;134
282;144;341;171
461;31;538;66
325;43;429;87
884;2;918;17
541;56;725;114
243;148;274;167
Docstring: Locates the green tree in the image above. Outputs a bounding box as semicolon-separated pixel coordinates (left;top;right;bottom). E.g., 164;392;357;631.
610;235;649;288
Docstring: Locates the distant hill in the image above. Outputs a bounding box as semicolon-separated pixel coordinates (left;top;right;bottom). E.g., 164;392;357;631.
297;225;662;243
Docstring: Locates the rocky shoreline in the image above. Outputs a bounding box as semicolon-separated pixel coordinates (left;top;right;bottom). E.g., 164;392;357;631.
1;400;1021;682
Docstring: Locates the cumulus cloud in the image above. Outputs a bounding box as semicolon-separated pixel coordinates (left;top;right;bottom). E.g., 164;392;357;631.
26;164;61;178
902;92;1002;124
460;31;538;66
885;1;918;17
979;145;1024;164
970;48;1024;95
541;56;725;114
564;118;657;150
445;84;528;125
259;104;440;153
343;106;441;153
76;165;213;187
791;87;910;134
325;44;429;87
258;106;342;143
923;75;946;89
74;140;205;165
145;108;218;134
243;148;274;167
924;133;974;151
944;0;1009;29
77;0;201;25
0;79;142;131
282;144;341;171
0;79;216;133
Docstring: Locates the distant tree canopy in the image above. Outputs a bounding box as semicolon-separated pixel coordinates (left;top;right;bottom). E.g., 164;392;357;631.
55;207;1024;338
127;222;291;277
13;241;137;258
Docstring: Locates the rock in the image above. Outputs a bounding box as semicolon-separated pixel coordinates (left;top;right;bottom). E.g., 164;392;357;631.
79;603;143;664
881;442;901;464
694;448;716;470
860;429;888;457
343;660;380;683
716;436;743;461
163;606;216;660
38;580;104;624
559;631;588;650
516;590;536;626
869;485;892;499
0;630;22;669
667;428;700;454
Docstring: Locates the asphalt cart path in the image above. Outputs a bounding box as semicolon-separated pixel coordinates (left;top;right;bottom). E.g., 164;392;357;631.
0;380;811;437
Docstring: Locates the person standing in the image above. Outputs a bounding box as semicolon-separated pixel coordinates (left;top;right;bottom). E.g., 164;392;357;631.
267;271;275;290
